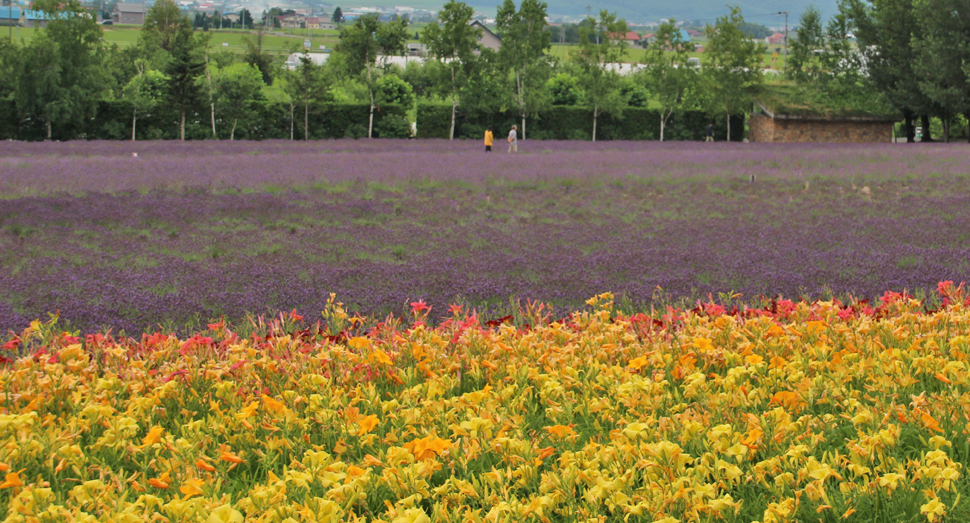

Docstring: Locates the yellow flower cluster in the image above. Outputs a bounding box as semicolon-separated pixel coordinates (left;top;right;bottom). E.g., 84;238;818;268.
1;292;969;522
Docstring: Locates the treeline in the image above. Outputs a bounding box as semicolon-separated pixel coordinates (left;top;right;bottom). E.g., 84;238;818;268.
0;0;966;142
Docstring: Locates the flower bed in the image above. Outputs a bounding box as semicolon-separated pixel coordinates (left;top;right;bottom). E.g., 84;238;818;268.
1;286;970;522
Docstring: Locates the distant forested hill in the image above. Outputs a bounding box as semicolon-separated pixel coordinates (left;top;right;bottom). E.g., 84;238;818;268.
535;0;839;24
334;0;838;25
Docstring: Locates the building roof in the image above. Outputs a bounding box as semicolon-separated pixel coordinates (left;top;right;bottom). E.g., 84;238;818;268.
607;31;641;40
0;8;54;20
469;20;501;48
758;85;899;121
114;3;146;13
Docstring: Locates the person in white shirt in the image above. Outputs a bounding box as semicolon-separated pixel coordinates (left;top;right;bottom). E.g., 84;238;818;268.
507;125;517;153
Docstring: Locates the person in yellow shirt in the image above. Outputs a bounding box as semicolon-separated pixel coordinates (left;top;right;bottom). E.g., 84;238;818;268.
484;126;493;152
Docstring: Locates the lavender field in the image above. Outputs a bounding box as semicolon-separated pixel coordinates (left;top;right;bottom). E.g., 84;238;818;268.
2;139;970;334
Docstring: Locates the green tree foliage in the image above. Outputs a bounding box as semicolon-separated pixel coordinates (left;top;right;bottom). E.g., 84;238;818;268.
239;9;254;29
547;23;580;44
737;22;773;38
377;74;416;107
912;0;970;142
285;51;331;140
546;72;581;105
420;0;481;140
495;0;551;139
703;5;765;140
15;0;109;140
142;0;190;54
243;29;276;85
640;19;698;141
122;69;167;141
400;60;446;99
164;26;206;141
0;40;18;100
337;14;410;137
461;48;508;115
788;5;826;82
572;10;628;142
333;7;343;25
14;36;60;140
847;0;931;141
212;63;265;140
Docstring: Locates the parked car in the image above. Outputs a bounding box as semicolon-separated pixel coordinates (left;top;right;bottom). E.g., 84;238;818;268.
102;20;113;25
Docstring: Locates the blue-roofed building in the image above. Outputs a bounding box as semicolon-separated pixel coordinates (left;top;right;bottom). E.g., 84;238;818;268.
0;7;56;28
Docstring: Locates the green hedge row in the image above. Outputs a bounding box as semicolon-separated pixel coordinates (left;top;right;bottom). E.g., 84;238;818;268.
416;104;745;141
0;100;410;141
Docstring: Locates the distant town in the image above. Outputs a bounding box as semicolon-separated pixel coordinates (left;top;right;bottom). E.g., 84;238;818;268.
0;0;792;36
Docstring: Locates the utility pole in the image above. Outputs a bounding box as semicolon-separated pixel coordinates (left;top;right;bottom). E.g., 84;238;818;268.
777;11;788;64
560;16;565;60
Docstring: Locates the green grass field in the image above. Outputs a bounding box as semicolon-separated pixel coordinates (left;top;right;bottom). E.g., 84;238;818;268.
10;25;341;54
10;23;788;70
547;41;789;70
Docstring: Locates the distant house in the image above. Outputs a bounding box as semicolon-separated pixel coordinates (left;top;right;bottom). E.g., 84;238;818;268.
685;29;703;38
113;3;146;24
285;52;329;70
750;101;897;143
607;31;641;46
640;30;690;49
768;32;785;45
470;20;501;51
406;42;426;56
310;16;333;30
280;13;304;29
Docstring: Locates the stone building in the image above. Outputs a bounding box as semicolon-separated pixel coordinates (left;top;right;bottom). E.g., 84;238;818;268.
749;102;896;143
112;3;146;25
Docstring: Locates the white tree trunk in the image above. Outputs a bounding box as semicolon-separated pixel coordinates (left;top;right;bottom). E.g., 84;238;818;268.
368;101;375;139
450;94;457;141
205;51;216;138
726;110;730;142
290;105;294;140
180;111;185;141
46;120;51;140
304;100;309;141
592;106;598;142
367;66;374;139
659;114;665;142
516;70;525;141
132;110;137;142
231;117;237;140
449;67;457;141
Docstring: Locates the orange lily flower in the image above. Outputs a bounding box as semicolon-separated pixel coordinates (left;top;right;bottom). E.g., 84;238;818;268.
219;444;245;464
148;472;172;489
195;458;216;472
0;469;25;489
139;426;165;449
